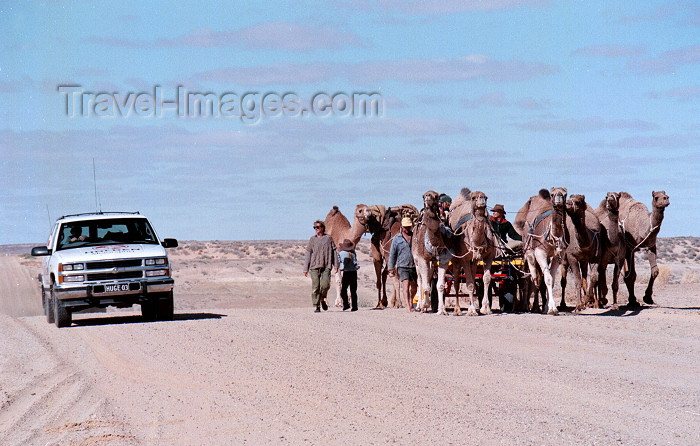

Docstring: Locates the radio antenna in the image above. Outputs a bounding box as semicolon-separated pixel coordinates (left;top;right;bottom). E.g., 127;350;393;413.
46;204;52;227
92;158;102;213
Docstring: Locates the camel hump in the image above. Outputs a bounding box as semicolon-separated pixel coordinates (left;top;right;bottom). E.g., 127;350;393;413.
513;198;531;233
539;189;550;199
619;191;633;200
450;187;472;212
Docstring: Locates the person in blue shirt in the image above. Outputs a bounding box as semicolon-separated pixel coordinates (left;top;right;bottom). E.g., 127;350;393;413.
337;239;359;311
388;217;418;312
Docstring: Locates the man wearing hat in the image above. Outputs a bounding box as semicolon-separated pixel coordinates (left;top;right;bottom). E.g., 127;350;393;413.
388;217;418;312
337;239;359;311
490;204;522;251
438;194;452;222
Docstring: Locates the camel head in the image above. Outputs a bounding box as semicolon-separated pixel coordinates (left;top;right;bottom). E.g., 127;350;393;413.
422;190;439;212
605;192;621;212
470;191;488;213
550;187;568;209
566;194;587;217
651;191;670;210
354;204;372;226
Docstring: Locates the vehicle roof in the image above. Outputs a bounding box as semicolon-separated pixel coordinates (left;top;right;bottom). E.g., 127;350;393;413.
56;212;147;224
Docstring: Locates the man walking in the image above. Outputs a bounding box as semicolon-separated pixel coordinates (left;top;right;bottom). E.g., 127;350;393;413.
303;220;337;312
388;217;418;312
337;239;359;311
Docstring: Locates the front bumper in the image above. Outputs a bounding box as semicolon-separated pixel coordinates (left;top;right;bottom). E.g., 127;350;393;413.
54;278;174;309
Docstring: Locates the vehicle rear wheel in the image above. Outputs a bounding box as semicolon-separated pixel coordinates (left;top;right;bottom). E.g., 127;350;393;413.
46;285;55;324
52;288;72;328
157;291;174;321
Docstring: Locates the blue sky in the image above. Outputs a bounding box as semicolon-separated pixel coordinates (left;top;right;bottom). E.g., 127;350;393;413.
1;0;698;244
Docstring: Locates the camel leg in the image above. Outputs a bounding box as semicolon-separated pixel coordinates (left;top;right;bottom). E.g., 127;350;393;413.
598;262;609;308
644;247;658;305
580;260;590;307
559;261;569;311
587;262;601;308
525;253;541;313
464;264;478;316
480;262;493;315
373;260;386;309
535;249;559;315
451;262;462;316
415;259;431;312
623;251;639;308
568;259;586;311
333;270;344;307
610;262;621;310
436;265;447;315
452;261;463;316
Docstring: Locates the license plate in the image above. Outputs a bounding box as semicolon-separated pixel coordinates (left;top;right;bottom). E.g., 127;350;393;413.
104;283;131;292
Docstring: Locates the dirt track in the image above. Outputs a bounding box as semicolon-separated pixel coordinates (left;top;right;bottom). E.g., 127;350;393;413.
1;251;699;445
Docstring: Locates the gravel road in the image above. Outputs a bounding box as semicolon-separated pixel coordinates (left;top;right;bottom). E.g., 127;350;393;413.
1;288;699;445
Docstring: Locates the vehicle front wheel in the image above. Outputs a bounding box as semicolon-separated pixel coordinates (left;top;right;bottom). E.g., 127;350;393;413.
46;286;55;324
141;301;157;321
52;289;71;328
157;291;174;321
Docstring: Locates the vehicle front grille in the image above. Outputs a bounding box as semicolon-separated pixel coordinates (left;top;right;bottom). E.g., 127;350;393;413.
86;259;142;269
87;271;143;281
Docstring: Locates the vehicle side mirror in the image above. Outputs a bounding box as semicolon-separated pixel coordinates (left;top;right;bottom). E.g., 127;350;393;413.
162;238;178;248
31;246;51;256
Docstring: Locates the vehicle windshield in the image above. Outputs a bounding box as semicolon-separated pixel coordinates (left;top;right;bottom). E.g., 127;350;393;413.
56;218;159;250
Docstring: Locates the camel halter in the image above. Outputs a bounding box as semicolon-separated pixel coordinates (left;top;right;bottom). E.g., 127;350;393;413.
524;208;567;253
620;212;661;252
458;212;495;259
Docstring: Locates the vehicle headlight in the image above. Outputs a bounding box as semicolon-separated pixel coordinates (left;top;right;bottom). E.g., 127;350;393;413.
61;275;85;283
145;258;167;266
59;263;84;271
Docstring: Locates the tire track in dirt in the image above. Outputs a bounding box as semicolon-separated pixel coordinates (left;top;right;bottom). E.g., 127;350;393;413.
0;315;139;445
0;256;43;317
76;328;205;390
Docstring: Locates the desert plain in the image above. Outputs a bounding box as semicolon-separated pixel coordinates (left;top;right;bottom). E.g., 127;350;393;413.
0;237;699;445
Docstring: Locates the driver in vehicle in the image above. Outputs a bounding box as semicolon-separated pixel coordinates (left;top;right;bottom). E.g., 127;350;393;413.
489;204;522;255
69;226;87;243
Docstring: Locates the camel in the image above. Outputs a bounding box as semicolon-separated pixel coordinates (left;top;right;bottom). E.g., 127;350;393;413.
514;188;568;315
448;189;498;316
594;192;626;310
618;191;670;307
366;204;419;309
412;191;452;315
559;194;603;311
324;204;373;307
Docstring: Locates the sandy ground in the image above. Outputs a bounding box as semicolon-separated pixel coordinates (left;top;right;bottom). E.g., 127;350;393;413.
1;239;699;445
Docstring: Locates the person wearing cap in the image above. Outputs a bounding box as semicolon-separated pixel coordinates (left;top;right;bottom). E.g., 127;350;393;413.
388;217;418;312
490;204;522;251
337;239;359;311
438;194;452;222
303;220;338;312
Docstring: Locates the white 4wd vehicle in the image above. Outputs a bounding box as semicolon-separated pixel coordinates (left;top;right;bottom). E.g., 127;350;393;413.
31;212;178;327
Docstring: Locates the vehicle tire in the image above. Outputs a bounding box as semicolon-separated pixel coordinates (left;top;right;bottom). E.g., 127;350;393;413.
141;300;157;322
46;285;55;324
157;291;174;321
52;289;71;328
